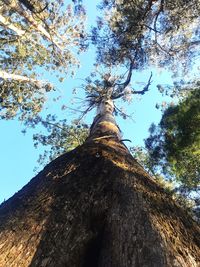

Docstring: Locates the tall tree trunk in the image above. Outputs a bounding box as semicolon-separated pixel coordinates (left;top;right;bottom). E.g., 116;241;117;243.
0;99;199;267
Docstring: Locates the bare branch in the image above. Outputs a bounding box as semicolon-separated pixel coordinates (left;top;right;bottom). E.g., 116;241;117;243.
64;107;85;113
120;139;132;143
112;71;152;100
111;60;134;99
77;104;95;123
142;0;155;20
153;0;164;50
2;0;64;51
132;72;153;95
143;23;161;33
18;0;48;14
114;104;133;120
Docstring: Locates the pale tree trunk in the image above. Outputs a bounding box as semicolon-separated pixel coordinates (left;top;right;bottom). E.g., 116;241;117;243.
0;10;50;57
0;70;48;87
2;0;64;51
88;99;121;141
0;99;199;267
3;0;70;51
0;12;25;35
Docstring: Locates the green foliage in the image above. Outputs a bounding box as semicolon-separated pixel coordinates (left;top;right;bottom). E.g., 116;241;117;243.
130;146;155;175
145;89;200;196
131;146;174;190
27;115;89;168
0;0;87;121
131;89;200;219
0;79;51;120
93;0;200;74
131;144;200;221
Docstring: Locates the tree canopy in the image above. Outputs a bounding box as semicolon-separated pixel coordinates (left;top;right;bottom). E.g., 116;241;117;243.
0;0;86;120
1;0;199;122
93;0;200;74
145;89;200;190
31;115;88;168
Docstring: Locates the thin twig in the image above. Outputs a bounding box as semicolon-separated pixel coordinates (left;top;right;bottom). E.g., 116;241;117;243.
77;103;95;123
153;0;164;45
114;104;133;120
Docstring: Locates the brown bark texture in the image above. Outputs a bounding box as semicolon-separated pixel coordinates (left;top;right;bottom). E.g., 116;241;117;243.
0;137;200;267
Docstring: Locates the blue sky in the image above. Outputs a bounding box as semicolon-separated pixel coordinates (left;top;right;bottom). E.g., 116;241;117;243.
0;0;174;203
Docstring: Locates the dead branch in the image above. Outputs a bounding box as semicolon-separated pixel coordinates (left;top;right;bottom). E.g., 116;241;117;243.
132;72;153;95
111;59;134;99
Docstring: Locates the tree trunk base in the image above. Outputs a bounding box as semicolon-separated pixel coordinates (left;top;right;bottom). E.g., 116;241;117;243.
0;139;199;266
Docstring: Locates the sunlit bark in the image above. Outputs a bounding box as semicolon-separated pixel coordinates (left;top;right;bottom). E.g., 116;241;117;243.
89;99;121;141
0;96;199;266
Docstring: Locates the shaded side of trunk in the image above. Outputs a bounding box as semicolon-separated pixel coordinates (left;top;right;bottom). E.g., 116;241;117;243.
0;138;199;267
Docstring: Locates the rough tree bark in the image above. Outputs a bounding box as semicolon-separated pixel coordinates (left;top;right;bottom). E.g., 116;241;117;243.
0;98;199;267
